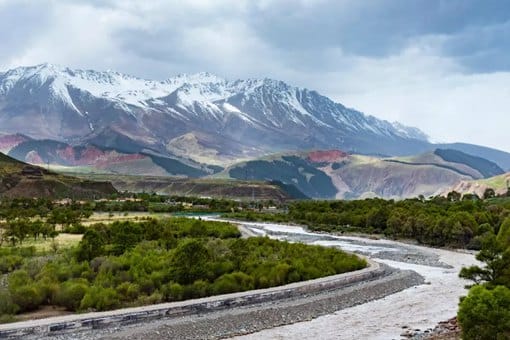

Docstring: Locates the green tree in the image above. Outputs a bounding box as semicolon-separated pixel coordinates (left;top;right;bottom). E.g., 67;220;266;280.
484;188;496;200
447;191;462;202
458;285;510;340
171;239;210;285
460;233;510;287
77;229;105;262
497;217;510;248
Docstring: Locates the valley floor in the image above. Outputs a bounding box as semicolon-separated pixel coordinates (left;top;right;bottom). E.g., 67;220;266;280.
1;220;477;340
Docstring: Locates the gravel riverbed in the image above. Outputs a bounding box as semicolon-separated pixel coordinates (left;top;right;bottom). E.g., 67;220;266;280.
232;222;477;340
43;266;422;340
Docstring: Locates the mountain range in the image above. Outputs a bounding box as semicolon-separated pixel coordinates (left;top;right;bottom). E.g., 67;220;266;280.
219;149;504;199
1;63;510;199
0;64;438;156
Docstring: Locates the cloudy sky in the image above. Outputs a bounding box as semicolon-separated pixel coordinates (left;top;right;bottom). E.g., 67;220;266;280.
1;0;509;151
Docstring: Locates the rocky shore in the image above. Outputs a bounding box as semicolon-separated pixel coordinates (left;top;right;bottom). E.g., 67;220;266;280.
403;317;461;339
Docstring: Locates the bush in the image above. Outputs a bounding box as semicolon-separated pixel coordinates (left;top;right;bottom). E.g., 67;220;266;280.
54;280;89;311
458;285;510;339
135;291;164;305
0;289;19;315
79;286;120;311
117;282;140;302
10;285;44;312
212;272;254;295
0;255;23;274
162;282;184;301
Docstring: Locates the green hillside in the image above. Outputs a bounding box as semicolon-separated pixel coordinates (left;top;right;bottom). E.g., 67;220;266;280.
227;155;337;199
434;149;504;178
0;152;116;199
223;149;503;199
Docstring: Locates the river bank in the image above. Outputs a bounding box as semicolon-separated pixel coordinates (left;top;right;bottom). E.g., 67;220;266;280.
0;220;476;339
231;221;477;340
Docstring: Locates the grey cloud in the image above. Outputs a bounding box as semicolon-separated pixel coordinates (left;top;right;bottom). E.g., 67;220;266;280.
437;21;510;73
247;0;510;57
0;1;52;63
106;0;510;78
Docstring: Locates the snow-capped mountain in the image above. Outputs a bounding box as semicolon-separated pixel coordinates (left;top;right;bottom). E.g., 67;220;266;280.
0;63;432;160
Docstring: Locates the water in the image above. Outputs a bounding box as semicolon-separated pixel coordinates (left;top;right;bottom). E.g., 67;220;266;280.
217;220;477;340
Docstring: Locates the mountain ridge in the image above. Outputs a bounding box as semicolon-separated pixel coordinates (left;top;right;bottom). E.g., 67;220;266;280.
0;63;430;158
1;63;510;179
222;149;503;199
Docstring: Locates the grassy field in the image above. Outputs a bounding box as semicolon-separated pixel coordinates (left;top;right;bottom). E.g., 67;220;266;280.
21;233;83;251
82;212;174;226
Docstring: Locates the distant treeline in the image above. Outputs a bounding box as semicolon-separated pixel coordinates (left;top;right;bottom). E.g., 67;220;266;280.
225;196;510;248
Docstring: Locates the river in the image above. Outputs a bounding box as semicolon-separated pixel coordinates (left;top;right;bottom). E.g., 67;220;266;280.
221;220;478;340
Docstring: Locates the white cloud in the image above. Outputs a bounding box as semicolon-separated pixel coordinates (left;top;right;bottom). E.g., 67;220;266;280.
323;48;510;152
0;0;509;152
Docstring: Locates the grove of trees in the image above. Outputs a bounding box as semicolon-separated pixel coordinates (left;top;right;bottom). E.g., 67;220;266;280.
0;217;365;321
225;196;510;248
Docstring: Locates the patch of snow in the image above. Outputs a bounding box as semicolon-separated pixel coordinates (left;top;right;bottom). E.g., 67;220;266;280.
0;64;428;141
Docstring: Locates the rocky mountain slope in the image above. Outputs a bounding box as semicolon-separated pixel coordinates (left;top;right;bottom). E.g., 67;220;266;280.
5;137;220;177
0;63;433;161
72;174;305;201
222;149;503;199
443;172;510;198
2;63;510;197
0;152;116;199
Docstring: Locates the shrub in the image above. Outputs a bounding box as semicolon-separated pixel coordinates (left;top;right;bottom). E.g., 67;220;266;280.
0;255;23;274
162;282;184;301
135;291;163;305
0;289;19;315
116;282;140;302
10;285;44;312
79;286;120;311
458;285;510;340
54;280;89;311
212;272;254;295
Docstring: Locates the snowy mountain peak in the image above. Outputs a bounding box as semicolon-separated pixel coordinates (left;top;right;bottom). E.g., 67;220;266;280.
167;72;226;85
391;121;429;141
0;64;430;153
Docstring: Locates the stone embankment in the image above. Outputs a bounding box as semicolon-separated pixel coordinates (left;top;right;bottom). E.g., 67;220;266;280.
0;258;422;339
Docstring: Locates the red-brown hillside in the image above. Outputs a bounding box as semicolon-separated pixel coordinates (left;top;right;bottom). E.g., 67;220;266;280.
0;134;28;152
307;150;348;163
